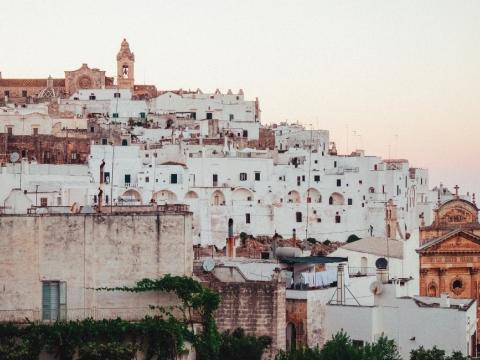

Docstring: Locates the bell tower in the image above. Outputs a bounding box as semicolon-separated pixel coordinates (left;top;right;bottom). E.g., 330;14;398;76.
116;38;135;90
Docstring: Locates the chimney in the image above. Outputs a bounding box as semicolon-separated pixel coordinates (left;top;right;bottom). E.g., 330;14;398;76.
336;264;346;304
440;293;450;308
97;160;105;212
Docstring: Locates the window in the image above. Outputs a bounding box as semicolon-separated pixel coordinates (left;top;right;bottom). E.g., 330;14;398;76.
240;173;247;181
335;213;341;223
145;176;150;183
314;175;320;182
4;90;9;97
213;174;218;187
334;161;337;168
297;176;301;186
89;94;96;100
71;153;77;160
206;112;213;120
93;195;97;204
255;172;261;181
105;195;109;204
170;174;178;184
90;126;95;133
104;172;110;184
33;127;39;136
124;174;131;185
296;212;302;223
112;113;119;118
242;130;248;138
348;198;353;205
114;92;121;98
140;112;146;119
302;175;305;182
57;197;62;206
7;127;13;136
314;160;318;164
40;197;48;207
229;114;234;121
101;138;108;145
245;213;251;224
191;112;196;120
22;90;28;97
336;179;341;187
42;281;66;321
121;139;128;146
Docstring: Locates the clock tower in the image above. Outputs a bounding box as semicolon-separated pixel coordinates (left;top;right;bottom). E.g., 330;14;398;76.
116;38;135;90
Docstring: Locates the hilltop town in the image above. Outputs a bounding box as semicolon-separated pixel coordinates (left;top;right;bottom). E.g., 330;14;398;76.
1;39;479;359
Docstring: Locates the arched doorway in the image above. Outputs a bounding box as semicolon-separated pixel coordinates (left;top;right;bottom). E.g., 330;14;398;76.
286;322;297;351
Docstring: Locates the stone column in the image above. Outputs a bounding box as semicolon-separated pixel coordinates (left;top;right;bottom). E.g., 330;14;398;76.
439;268;447;293
470;268;479;300
420;269;429;296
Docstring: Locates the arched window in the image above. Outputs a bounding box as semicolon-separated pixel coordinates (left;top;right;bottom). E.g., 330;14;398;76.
428;283;437;297
361;257;368;275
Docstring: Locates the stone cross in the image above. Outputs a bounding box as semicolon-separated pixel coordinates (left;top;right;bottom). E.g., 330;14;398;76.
454;185;459;196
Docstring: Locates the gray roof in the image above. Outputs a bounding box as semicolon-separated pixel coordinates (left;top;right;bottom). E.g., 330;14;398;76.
340;237;403;259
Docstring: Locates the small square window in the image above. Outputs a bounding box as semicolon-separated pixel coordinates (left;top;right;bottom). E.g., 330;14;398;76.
240;173;247;181
348;198;353;205
296;212;302;223
336;179;341;187
255;172;261;181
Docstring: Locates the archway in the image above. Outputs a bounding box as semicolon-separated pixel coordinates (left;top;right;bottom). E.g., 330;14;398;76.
211;190;225;206
286;322;297;351
329;192;345;205
232;188;254;202
121;189;142;204
287;190;301;204
185;190;199;199
306;188;321;203
152;190;177;203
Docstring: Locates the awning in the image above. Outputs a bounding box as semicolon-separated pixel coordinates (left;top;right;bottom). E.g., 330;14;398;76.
280;256;348;265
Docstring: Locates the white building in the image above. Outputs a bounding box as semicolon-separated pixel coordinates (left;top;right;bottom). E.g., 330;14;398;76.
325;282;477;359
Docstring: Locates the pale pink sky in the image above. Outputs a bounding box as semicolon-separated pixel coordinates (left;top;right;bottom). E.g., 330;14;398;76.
1;0;479;196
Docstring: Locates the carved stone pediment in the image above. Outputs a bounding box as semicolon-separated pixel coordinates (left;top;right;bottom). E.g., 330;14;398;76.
435;199;478;226
418;230;480;254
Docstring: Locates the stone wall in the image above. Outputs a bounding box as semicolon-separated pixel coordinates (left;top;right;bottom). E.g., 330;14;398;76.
0;134;91;164
198;269;286;359
0;211;193;322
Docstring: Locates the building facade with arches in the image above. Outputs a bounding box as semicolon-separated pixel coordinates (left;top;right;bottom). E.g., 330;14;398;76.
418;196;480;344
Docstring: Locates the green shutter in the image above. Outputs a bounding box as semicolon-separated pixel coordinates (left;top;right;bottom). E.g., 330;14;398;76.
42;282;60;321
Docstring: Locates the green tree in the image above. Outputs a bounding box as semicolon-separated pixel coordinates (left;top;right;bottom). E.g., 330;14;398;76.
361;335;401;360
347;234;361;243
219;328;272;360
410;346;467;360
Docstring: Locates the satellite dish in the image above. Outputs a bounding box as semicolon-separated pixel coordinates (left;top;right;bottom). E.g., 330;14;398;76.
375;257;388;270
370;280;383;295
202;258;215;272
9;152;20;163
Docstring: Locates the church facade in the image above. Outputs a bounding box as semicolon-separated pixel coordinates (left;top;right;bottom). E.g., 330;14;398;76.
0;39;156;103
418;194;480;350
